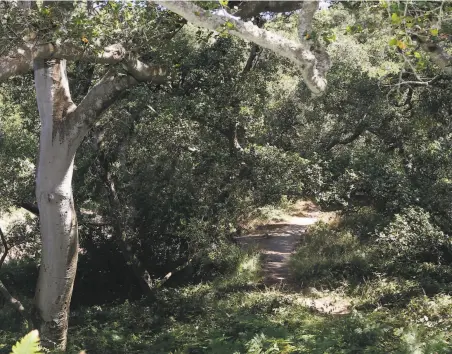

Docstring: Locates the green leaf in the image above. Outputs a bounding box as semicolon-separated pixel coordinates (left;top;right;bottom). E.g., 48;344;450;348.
391;13;401;25
11;330;42;354
430;28;439;36
218;0;228;6
414;51;421;58
225;21;235;29
389;38;398;46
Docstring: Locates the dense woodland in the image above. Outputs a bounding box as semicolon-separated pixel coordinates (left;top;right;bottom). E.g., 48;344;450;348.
0;0;452;353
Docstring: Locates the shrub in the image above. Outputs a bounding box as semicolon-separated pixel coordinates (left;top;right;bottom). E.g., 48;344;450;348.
376;207;452;268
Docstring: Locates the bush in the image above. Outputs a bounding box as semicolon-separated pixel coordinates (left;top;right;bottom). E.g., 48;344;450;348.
376;207;452;268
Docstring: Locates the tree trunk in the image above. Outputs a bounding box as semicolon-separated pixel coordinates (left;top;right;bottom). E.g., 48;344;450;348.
33;58;78;351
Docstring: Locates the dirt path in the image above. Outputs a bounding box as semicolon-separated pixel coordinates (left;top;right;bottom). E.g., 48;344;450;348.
236;202;351;315
236;201;334;284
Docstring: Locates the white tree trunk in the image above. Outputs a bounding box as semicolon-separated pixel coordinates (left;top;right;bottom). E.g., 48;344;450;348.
33;58;78;350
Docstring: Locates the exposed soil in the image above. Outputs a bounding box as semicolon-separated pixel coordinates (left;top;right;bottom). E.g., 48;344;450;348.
236;201;351;315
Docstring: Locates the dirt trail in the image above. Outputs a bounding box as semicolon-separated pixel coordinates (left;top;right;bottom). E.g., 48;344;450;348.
236;201;333;284
236;201;351;315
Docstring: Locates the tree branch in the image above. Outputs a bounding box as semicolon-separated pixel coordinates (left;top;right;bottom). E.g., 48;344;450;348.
68;71;137;146
0;226;8;270
154;257;193;288
0;42;168;83
298;1;318;43
154;0;329;95
18;202;39;217
17;201;108;227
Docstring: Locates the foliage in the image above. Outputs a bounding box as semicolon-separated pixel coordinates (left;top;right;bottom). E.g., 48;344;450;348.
376;207;452;268
10;330;41;354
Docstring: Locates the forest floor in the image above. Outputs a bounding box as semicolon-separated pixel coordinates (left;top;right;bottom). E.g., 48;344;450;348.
2;201;452;353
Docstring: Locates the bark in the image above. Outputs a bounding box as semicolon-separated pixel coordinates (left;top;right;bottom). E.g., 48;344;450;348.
0;13;167;353
154;257;193;288
410;34;452;75
33;58;79;350
0;226;8;269
228;120;243;155
324;125;368;151
18;202;40;216
0;280;25;312
298;1;319;43
155;0;329;95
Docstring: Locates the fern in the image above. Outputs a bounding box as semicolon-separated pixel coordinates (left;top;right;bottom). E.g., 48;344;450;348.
10;330;42;354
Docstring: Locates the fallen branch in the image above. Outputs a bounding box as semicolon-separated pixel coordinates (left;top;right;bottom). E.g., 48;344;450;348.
154;257;194;288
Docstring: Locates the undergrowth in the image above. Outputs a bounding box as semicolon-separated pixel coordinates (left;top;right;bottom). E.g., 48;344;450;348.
3;206;452;353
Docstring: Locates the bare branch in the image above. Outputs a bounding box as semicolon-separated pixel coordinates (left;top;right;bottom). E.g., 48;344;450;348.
325;128;367;151
0;280;30;325
154;0;329;95
155;257;193;288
